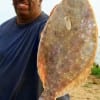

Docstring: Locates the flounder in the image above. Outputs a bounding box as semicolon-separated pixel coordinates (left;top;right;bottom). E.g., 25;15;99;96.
37;0;98;100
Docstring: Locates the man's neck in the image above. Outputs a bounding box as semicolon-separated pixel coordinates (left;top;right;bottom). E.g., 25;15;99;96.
16;11;41;25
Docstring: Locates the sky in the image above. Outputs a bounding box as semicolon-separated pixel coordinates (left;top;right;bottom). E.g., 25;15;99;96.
0;0;100;36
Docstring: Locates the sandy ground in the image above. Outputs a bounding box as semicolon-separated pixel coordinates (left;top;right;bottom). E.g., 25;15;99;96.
69;75;100;100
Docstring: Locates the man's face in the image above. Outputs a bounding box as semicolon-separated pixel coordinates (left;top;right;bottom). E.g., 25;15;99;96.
13;0;41;20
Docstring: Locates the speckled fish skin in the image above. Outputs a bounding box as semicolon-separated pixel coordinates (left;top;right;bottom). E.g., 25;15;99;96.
37;0;98;100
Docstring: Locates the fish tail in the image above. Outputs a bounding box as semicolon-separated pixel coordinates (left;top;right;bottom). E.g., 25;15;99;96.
39;90;56;100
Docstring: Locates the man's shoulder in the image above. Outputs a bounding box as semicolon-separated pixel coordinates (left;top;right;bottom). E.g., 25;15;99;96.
30;12;48;32
0;16;16;28
36;12;48;25
40;12;49;20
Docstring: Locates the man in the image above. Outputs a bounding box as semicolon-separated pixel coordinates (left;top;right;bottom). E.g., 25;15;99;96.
0;0;70;99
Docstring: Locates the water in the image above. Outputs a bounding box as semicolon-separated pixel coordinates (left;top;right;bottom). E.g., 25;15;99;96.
95;37;100;65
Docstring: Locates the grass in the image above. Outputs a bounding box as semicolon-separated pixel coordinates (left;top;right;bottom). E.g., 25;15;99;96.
91;63;100;78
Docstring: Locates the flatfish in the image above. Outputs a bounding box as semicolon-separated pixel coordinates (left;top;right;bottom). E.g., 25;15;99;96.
37;0;98;100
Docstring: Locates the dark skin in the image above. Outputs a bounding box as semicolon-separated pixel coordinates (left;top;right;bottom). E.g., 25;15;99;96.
13;0;42;24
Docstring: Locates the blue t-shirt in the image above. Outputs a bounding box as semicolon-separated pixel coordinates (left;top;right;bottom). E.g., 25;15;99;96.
0;12;48;100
